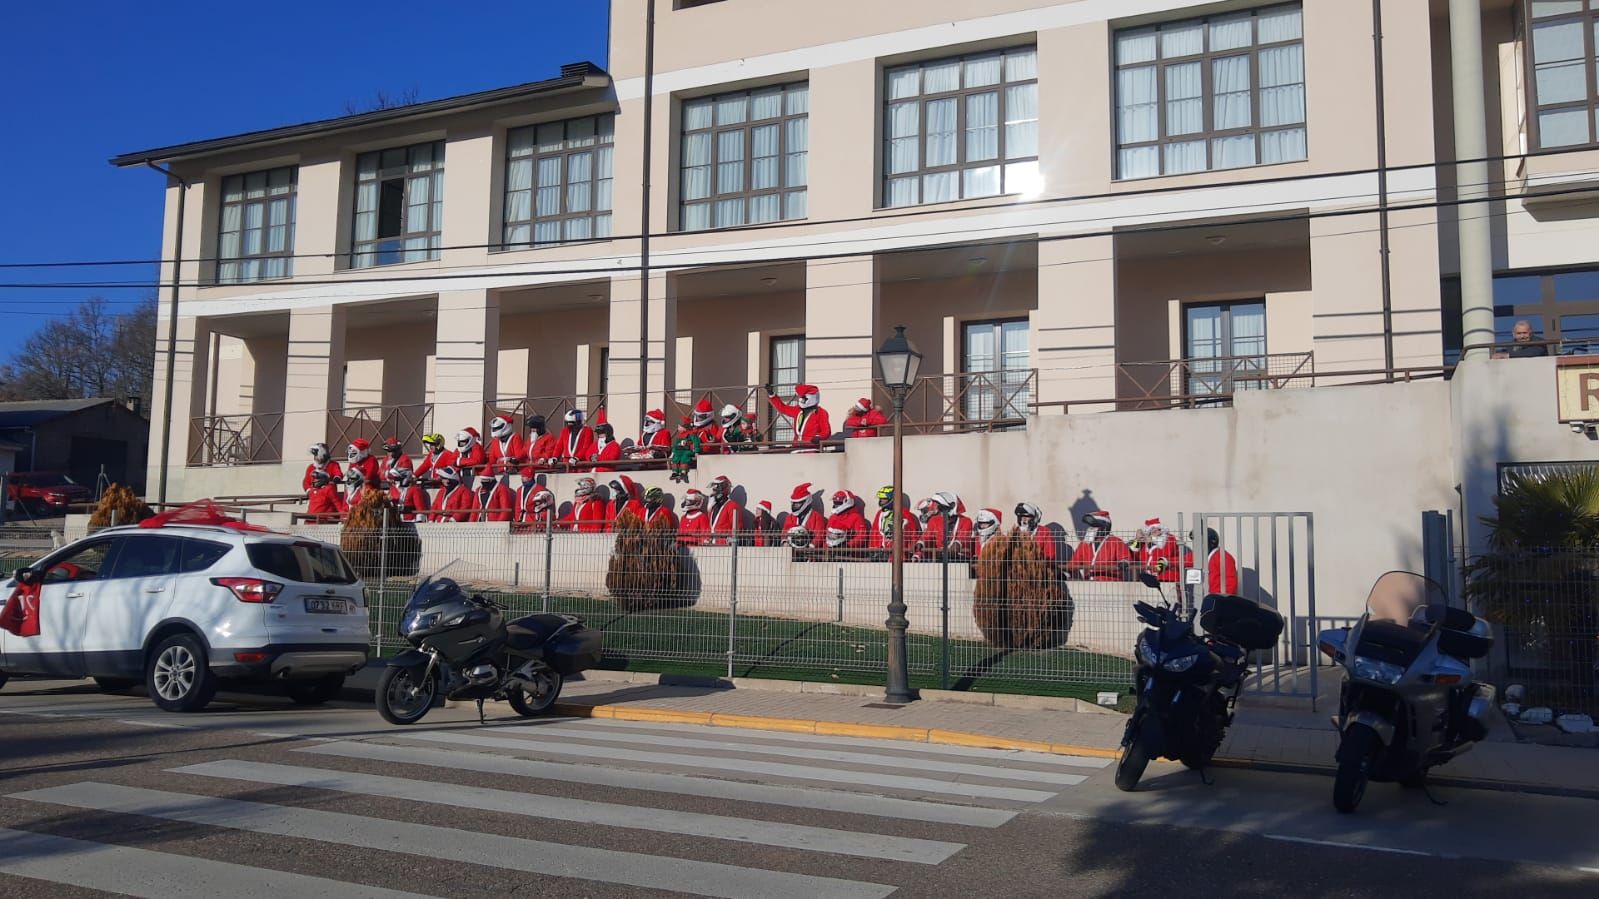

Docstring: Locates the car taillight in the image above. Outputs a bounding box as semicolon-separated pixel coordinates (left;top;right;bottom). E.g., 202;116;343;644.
212;577;283;603
233;651;270;664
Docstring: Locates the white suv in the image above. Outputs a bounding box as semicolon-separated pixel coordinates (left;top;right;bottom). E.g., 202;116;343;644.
0;524;370;712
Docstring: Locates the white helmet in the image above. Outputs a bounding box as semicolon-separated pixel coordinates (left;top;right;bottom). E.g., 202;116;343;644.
681;489;705;512
914;497;939;524
975;508;1002;538
720;404;742;427
826;527;847;548
932;491;959;514
531;489;554;514
830;490;853;516
455;429;474;449
1015;502;1041;532
574;476;596;499
641;410;666;436
490;415;513;439
437;465;462;484
709;475;732;499
309;443;330;464
786;526;811;548
565;409;584;426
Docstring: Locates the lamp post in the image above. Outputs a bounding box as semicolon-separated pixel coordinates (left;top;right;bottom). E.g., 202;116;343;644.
875;325;922;704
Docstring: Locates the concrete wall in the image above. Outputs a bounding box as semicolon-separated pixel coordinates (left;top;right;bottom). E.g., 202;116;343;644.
499;306;612;401
878;271;1037;380
676;290;805;390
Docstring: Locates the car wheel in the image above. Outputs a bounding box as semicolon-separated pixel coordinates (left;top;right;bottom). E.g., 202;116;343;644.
146;634;217;713
94;677;140;692
507;668;563;717
286;674;346;707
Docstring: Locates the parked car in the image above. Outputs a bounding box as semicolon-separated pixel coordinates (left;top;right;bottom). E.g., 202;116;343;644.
4;472;91;515
0;524;370;711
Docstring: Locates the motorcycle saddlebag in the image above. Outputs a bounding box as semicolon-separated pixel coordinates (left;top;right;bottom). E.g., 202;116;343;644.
1199;594;1284;651
543;625;604;675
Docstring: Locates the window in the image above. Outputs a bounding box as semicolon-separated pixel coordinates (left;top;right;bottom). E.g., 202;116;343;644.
1525;0;1599;148
351;141;445;268
1185;301;1267;397
1445;266;1599;353
109;536;183;578
597;346;610;399
180;539;232;573
681;83;809;230
218;166;296;283
42;540;115;584
768;335;804;442
1115;4;1307;179
247;541;358;585
504;115;615;248
884;47;1039;207
961;319;1030;421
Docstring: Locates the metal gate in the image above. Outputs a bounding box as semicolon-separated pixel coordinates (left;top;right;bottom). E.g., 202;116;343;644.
1185;512;1318;704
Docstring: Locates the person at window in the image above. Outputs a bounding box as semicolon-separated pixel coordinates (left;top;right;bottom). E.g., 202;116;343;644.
486;414;526;474
707;475;745;545
871;486;920;557
415;433;447;481
642;486;677;528
592;412;622;472
825;490;869;550
720;404;761;452
305;469;345;522
1067;511;1132;581
678;489;712;546
844;398;889;438
302;443;343;494
766;383;832;449
629;409;672;460
1499;320;1549;358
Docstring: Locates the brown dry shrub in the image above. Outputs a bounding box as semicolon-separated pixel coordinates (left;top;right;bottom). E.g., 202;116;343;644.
606;510;659;611
88;485;152;528
972;528;1074;649
341;489;421;579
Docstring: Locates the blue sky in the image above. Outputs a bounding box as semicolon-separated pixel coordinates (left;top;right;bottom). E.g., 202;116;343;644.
0;0;610;355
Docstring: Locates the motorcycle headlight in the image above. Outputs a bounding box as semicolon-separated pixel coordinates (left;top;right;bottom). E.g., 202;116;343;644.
1352;655;1405;685
400;610;440;635
1135;632;1160;666
1162;654;1200;673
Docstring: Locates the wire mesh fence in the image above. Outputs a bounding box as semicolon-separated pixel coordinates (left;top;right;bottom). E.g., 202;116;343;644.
1464;550;1599;718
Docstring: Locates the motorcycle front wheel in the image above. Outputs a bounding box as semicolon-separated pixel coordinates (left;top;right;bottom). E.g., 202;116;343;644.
507;668;564;717
377;666;437;726
1333;723;1380;813
1114;734;1151;792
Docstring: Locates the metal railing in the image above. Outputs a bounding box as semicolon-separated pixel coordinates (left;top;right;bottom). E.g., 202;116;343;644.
187;413;284;466
327;404;434;456
873;370;1036;435
1116;352;1314;411
487;395;608;432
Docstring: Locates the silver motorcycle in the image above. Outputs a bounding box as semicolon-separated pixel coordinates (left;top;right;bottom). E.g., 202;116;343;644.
1317;571;1495;813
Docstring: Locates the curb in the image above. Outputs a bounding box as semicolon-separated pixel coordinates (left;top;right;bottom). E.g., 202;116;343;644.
548;700;1123;759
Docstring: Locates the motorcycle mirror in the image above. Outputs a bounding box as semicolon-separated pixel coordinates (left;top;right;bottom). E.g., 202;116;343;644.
1138;571;1161;589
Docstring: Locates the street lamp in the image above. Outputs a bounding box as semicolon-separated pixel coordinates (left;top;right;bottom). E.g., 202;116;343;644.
874;325;922;704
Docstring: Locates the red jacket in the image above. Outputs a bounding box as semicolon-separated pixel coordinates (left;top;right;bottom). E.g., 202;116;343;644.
487;435;527;474
454;443;488;476
606;498;646;529
413;450;445;480
826;509;870;548
1143;539;1194;583
306;483;346;520
871;507;921;552
918;514;946;558
382;452;414;474
558;426;598;466
348;455;384;486
432;484;479;522
644;505;678;529
692;424;725;455
560;497;608;532
591;440;622;472
477;482;518;523
768;398;832;447
389;484;431;522
1069;536;1133;581
792;509;827;547
1207;549;1241;595
525;433;562;471
844;408;889;438
303;461;343;492
678;510;712;545
945;515;976;558
709;499;744;543
1028;524;1069;563
632;429;671;457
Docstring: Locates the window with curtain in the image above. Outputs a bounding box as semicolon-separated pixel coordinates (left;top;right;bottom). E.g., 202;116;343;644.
1525;0;1599;149
217;166;296;283
883;46;1039;207
1114;4;1307;179
1185;301;1267;397
768;335;804;441
504;115;615;248
351;141;445;269
679;83;809;231
961;319;1031;422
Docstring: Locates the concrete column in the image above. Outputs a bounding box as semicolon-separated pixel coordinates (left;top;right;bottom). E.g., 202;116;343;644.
805;256;878;417
606;271;673;438
282;305;346;458
1033;236;1116;410
147;315;212;491
433;289;499;437
1450;0;1494;358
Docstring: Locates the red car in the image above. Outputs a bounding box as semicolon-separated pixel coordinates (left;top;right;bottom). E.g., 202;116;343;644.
5;472;91;515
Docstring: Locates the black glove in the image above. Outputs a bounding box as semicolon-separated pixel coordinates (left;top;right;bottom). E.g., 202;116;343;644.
763;382;775;396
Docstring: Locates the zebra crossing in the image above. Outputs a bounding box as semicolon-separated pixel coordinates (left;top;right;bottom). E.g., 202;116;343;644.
2;716;1109;897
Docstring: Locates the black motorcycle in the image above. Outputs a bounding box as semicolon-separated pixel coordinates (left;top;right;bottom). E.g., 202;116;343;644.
1115;572;1283;791
376;564;604;725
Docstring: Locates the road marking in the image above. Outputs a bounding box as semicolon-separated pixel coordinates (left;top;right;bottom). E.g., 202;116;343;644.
117;718;190;730
389;729;1059;803
299;740;1016;828
554;717;1113;768
506;723;1089;785
12;783;898;899
1264;834;1442;858
0;826;435;899
174;759;966;865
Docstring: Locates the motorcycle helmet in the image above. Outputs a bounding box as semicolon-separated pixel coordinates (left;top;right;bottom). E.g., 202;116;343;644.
790;482;814;515
681;489;705;512
1015;502;1041;532
709;475;732;500
394;468;415;488
345;468;364;487
455;429;474;449
437;465;462;485
383;436;404;458
309;442;331;464
1083;510;1112;533
975;508;1002;539
932;491;958;514
644;486;665;508
526;415;547;436
347;438;371;462
691;399;714;429
310;470;331;489
641;409;666;436
564;409;584;427
830;490;853;516
490;415;513;440
786;526;811;548
914;497;939;524
875;485;895;509
421;433;445;453
719;404;742;427
826;527;847;548
531;489;555;515
574;476;596;500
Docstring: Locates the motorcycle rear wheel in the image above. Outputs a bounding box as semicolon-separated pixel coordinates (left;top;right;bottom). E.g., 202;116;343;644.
507;669;564;718
1333;723;1380;813
377;666;437;726
1114;735;1151;792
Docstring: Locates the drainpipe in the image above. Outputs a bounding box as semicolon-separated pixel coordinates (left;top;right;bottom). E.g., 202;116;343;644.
1449;0;1495;359
1373;0;1395;377
638;0;657;422
145;160;189;507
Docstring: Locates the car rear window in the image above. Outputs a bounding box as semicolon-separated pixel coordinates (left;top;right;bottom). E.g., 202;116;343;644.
180;538;231;573
247;541;358;584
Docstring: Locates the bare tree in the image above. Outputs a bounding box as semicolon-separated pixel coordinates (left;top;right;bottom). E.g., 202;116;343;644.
0;297;157;413
344;86;421;116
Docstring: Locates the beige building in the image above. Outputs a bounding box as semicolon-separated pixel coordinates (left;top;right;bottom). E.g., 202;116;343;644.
115;0;1599;503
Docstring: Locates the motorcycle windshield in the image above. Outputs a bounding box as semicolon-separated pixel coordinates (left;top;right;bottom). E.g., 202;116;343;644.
1365;571;1447;625
399;560;466;636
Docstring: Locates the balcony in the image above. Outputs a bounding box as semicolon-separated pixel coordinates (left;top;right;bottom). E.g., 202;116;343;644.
187;414;284;467
327;404;434;456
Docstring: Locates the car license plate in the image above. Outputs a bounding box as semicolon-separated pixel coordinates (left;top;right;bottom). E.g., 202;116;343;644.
305;597;348;614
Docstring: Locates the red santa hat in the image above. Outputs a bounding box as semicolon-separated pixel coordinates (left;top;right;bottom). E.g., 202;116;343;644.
791;482;813;502
1145;517;1161;528
350;438;370;451
617;475;637;499
757;499;773;513
852;397;871;413
794;383;820;409
489;415;513;438
645;409;666;425
594;408;608;426
464;427;480;440
694;399;713;414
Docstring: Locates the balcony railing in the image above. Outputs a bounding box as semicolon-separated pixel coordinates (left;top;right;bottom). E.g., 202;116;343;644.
1116;352;1314;410
187;413;284;467
873;369;1037;435
327;404;434;456
486;395;608;433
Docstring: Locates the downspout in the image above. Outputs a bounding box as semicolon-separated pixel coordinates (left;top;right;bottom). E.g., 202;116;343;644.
145;160;189;507
1449;0;1496;359
638;0;657;422
1373;0;1395;377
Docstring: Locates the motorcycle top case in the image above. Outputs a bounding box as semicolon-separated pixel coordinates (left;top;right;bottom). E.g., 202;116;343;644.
1199;593;1284;651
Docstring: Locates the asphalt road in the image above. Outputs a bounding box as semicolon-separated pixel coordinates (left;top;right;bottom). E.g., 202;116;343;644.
0;679;1595;898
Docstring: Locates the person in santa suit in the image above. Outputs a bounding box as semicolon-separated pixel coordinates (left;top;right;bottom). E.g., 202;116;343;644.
677;489;712;546
389;468;430;523
343;468;368;509
524;415;561;472
642;486;677;528
558;477;608;532
870;486;920;558
765;383;832;449
591;412;622;472
485;414;526;475
605;475;646;527
475;473;517;524
1015;502;1071;563
974;508;1004;552
302;443;343;493
380;437;413;475
305;470;346;522
706;475;744;544
452;429;488;478
719;404;761;453
430;466;478;522
628;409;672;460
688;399;724;455
912;497;941;561
520;487;556;531
925;492;975;559
788;482;827;547
511;469;539;519
844;398;889;438
785;525;814;550
1067;511;1134;581
557;410;598;469
752;500;780;546
1204;528;1241;595
825;490;869;549
415;433;447;481
346;439;384;486
1141;518;1193;583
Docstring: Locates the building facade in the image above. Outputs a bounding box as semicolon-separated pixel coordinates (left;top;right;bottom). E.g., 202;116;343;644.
114;0;1599;499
